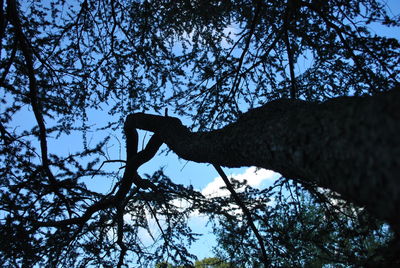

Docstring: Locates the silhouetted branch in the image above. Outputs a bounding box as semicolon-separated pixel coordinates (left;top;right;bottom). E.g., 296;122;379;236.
91;159;127;179
284;30;297;99
117;204;127;268
213;164;270;266
124;89;400;227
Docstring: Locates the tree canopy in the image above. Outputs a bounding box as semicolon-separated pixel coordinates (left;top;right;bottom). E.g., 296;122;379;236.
1;0;399;267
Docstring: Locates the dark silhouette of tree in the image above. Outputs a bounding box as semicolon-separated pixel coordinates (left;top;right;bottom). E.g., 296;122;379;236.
208;180;393;267
157;257;234;268
0;0;399;267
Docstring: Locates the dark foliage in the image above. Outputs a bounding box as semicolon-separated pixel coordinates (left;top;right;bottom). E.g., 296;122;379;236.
206;179;393;267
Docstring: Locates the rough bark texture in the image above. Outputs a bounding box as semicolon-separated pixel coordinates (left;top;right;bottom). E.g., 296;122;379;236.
125;88;400;227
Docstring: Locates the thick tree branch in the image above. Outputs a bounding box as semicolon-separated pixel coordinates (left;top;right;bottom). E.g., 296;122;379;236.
116;204;127;268
125;88;400;227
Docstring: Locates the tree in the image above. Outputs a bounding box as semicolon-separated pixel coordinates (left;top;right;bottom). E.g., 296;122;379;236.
156;257;233;268
194;257;232;268
1;0;399;267
207;179;393;267
155;261;175;268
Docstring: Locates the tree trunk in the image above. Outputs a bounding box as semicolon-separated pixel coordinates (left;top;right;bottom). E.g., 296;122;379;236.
125;88;400;227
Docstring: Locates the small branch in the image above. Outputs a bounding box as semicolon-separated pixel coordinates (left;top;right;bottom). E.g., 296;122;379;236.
0;0;8;53
91;159;126;179
212;164;270;266
37;113;163;229
145;200;169;247
0;122;42;159
230;0;263;100
238;28;285;78
35;196;116;227
284;30;297;99
0;38;17;85
5;0;78;219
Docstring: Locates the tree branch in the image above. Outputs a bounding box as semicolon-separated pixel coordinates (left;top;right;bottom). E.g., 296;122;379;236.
284;30;297;99
36;117;164;228
6;0;55;183
213;164;270;266
125;88;400;227
116;204;127;268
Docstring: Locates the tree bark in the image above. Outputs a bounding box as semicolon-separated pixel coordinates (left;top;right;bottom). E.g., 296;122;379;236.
125;88;400;227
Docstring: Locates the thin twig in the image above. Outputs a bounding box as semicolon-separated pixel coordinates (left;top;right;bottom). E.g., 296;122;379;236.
91;159;126;179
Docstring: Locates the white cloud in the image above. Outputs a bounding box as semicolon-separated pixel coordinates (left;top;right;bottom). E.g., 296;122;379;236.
221;24;241;48
201;167;280;198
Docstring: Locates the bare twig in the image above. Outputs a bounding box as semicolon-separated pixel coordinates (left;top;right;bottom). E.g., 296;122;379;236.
91;159;127;179
0;38;17;85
